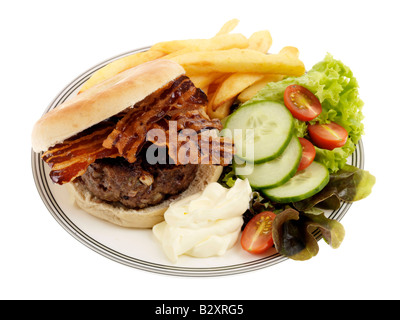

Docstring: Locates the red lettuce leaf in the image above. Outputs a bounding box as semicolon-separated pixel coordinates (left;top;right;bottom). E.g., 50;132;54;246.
272;208;345;261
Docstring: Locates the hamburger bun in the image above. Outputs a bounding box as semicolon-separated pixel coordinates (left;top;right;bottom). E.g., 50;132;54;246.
32;59;185;153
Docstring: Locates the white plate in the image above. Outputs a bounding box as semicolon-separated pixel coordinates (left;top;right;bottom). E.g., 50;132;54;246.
31;48;364;277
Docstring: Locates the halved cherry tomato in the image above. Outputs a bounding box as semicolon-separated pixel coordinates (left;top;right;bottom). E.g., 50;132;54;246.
297;137;316;171
284;85;322;121
241;211;276;254
308;122;348;150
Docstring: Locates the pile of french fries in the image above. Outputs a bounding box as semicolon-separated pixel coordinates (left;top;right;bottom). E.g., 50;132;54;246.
79;19;305;120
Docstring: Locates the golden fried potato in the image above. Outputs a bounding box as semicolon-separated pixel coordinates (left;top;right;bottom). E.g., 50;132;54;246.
77;19;305;124
169;48;305;76
150;33;248;54
161;47;194;59
235;47;299;102
279;46;300;58
212;73;264;110
207;96;235;120
187;73;223;91
79;50;165;93
248;30;272;53
237;74;286;102
215;19;240;36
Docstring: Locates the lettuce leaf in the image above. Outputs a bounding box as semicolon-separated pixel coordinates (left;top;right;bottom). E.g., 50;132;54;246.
244;53;364;173
272;208;345;261
217;165;237;188
293;164;376;212
314;139;355;173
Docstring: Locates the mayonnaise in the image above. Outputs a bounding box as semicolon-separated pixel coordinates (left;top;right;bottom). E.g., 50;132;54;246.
152;178;252;263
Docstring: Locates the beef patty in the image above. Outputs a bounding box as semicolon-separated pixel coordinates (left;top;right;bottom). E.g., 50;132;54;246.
76;155;198;209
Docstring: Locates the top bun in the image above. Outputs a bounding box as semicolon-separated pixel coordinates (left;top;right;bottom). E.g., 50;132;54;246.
31;59;185;153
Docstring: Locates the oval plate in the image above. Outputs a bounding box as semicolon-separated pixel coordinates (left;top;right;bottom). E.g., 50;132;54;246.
31;48;364;277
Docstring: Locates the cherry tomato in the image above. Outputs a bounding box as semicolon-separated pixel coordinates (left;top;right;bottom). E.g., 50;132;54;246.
297;137;316;171
284;85;322;121
308;122;348;150
241;211;276;254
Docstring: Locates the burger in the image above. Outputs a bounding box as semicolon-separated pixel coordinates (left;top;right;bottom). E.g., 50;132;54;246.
32;59;233;228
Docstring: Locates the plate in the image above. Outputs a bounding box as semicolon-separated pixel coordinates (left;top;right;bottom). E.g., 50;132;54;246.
31;48;365;277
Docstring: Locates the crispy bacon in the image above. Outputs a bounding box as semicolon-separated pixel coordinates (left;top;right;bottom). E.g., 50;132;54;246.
42;121;119;184
43;76;234;185
102;76;223;163
147;127;234;166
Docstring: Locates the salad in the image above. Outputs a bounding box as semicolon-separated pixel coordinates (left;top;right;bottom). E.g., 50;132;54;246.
219;53;375;261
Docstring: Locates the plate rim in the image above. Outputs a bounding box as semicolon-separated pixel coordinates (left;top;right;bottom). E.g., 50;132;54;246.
31;48;364;277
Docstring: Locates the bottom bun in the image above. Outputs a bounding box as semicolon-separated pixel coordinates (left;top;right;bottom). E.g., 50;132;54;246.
67;165;223;228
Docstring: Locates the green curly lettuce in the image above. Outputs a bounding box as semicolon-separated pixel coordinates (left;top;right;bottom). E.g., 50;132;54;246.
244;53;364;173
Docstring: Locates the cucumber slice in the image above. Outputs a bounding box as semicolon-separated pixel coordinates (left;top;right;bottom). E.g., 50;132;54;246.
223;101;293;163
262;162;329;203
235;136;302;189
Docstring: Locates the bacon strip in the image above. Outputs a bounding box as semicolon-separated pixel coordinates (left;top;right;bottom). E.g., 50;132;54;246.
42;121;119;184
102;76;223;163
147;127;234;166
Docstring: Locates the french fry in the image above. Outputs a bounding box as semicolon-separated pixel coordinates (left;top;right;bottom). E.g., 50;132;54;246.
79;50;165;93
207;96;235;120
211;30;277;109
212;73;264;110
248;30;272;53
279;46;300;58
150;33;248;54
162;47;194;60
187;72;223;91
215;19;240;36
169;48;306;76
76;20;306;123
237;74;286;102
234;47;298;103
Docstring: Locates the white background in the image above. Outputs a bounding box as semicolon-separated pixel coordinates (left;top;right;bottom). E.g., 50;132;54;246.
1;0;399;300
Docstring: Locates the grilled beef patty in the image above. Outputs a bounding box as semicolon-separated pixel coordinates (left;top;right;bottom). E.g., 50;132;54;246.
76;155;198;209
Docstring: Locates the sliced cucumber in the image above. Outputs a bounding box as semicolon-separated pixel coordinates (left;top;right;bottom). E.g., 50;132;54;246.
235;136;302;189
262;162;329;203
222;101;293;163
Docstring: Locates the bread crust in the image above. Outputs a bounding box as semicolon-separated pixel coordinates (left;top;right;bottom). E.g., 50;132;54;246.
31;59;185;152
67;165;223;228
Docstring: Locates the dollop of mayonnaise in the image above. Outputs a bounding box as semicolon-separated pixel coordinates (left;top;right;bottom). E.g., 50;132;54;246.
152;178;252;263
